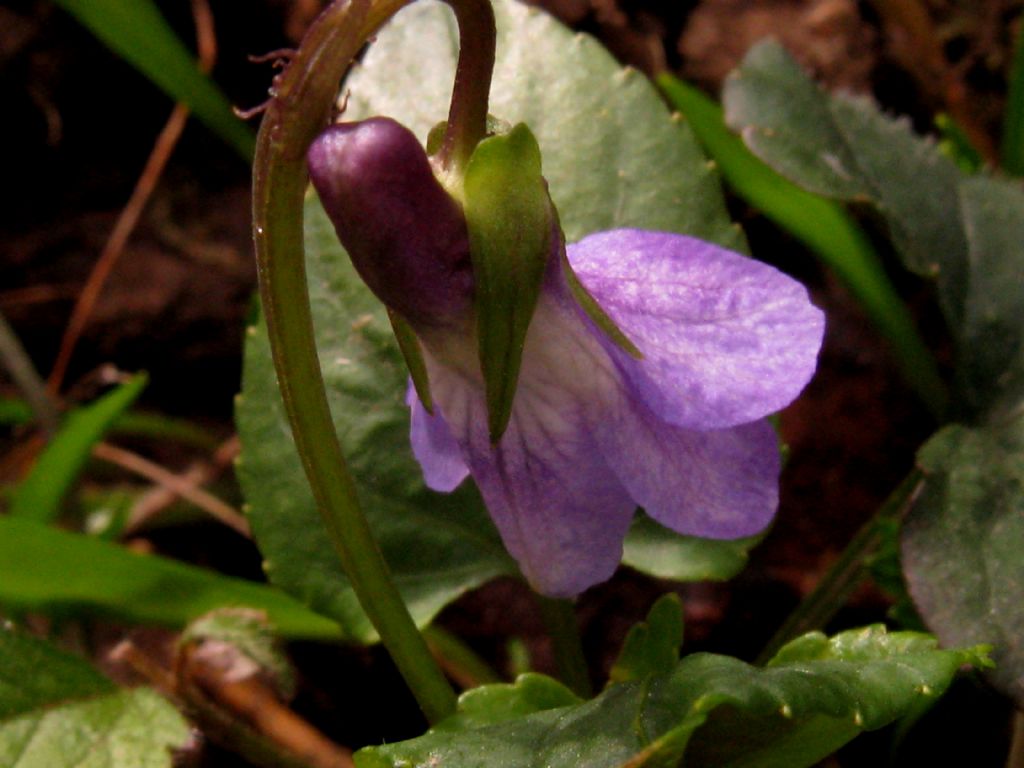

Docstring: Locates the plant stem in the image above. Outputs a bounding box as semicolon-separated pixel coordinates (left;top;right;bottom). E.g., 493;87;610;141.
537;596;592;698
756;469;925;665
436;0;496;178
251;0;456;724
1007;709;1024;768
424;625;504;688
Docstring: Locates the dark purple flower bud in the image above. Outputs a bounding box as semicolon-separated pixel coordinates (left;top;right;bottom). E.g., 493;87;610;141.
307;117;473;327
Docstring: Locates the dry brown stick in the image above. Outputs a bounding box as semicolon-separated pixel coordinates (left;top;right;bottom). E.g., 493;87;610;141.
124;434;241;534
47;0;218;394
93;441;250;537
184;651;356;768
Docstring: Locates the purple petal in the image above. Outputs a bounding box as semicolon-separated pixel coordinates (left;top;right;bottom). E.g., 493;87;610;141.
419;296;636;597
598;396;779;538
569;229;824;429
407;384;469;493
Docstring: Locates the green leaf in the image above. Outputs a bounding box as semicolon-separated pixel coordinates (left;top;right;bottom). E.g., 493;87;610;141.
10;375;147;523
608;593;683;685
723;40;968;328
622;513;758;582
658;73;946;416
1003;20;1024;175
0;516;341;640
902;417;1024;707
0;626;190;767
238;0;745;634
956;175;1024;416
53;0;254;160
355;626;986;768
464;124;553;441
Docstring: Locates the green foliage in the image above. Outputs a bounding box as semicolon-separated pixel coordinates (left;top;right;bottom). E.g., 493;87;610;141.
903;418;1024;706
0;625;189;767
658;73;946;416
608;593;683;685
723;39;1024;708
621;513;759;582
723;41;968;328
464;124;553;442
0;516;341;640
237;0;756;639
53;0;254;159
356;626;987;768
1003;20;1024;175
9;375;147;523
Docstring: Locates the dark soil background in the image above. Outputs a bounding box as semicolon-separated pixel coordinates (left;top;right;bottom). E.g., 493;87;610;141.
1;0;1021;765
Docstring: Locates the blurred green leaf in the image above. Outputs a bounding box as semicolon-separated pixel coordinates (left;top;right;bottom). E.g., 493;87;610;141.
935;114;984;173
659;73;946;416
903;416;1024;707
608;593;683;685
356;626;987;768
0;516;341;640
53;0;254;160
723;40;968;330
0;625;190;767
955;175;1024;416
9;375;147;523
622;513;758;582
238;0;748;640
1003;20;1024;175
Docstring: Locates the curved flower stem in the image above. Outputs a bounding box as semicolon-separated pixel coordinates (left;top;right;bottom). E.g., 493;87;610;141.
252;0;458;723
755;469;925;665
537;597;593;698
436;0;496;179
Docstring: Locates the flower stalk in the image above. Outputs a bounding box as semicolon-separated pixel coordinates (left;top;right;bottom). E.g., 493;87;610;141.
537;597;593;698
755;469;925;664
251;0;467;723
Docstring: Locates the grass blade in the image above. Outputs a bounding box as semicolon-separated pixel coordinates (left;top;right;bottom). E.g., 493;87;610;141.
53;0;254;160
9;375;147;523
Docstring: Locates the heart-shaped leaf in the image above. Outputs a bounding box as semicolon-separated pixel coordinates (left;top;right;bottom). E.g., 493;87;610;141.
355;626;987;768
0;625;189;767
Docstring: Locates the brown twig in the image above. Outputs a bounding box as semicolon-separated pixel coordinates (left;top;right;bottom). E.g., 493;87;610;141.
182;648;355;768
123;434;242;534
92;441;250;537
47;0;218;394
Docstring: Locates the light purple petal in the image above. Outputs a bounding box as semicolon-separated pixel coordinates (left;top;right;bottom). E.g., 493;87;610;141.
407;384;469;492
419;296;636;597
599;397;780;538
569;229;825;429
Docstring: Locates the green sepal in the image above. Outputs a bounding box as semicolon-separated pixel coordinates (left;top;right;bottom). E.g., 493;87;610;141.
387;307;433;413
427;116;513;158
562;249;643;359
463;122;553;443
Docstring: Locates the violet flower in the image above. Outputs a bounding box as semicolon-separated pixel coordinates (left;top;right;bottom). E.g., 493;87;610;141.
309;117;825;598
